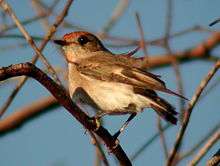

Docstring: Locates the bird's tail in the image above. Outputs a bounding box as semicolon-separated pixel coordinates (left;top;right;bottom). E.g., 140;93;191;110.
150;96;178;125
134;88;178;124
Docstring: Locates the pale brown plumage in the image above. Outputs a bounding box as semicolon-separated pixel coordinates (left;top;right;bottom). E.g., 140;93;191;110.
54;31;188;125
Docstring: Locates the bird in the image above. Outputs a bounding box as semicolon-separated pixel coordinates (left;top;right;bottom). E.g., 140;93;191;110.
54;31;187;139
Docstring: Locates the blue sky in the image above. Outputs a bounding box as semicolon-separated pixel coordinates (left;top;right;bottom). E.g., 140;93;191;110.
0;0;220;165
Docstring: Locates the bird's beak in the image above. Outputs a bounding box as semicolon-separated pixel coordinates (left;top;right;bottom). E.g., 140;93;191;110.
53;39;68;46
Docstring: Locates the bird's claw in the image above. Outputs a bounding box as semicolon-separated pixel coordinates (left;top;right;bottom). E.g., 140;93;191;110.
89;116;101;131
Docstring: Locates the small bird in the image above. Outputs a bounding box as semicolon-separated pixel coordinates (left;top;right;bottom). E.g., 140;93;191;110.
54;31;187;138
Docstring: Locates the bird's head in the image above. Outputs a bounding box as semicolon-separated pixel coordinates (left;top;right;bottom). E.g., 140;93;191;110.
54;31;108;63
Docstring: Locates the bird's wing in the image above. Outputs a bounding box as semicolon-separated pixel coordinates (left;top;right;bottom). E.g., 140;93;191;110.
121;68;187;99
75;54;187;100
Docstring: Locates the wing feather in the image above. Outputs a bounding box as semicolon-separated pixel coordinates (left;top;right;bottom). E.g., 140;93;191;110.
75;53;188;100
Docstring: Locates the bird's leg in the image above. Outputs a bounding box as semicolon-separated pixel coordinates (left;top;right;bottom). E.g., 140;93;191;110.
89;112;106;131
113;113;137;140
94;111;107;119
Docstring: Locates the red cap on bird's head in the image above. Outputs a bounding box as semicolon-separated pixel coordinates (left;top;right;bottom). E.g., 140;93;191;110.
53;31;109;63
63;31;93;41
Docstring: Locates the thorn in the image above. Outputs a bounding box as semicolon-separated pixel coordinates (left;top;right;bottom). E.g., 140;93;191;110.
209;18;220;27
119;46;140;57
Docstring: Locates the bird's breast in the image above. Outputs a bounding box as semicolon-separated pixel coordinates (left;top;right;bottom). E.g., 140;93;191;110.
68;63;150;114
82;75;134;111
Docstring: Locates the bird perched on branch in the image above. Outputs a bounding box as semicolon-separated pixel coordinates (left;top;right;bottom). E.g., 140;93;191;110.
54;31;187;139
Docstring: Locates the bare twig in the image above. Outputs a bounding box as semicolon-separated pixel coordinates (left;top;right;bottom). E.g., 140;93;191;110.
166;60;220;166
146;32;220;69
135;12;148;68
131;124;171;161
104;25;213;48
178;122;220;162
99;0;129;35
209;18;220;27
188;130;220;166
0;12;49;34
31;0;60;32
0;96;58;134
0;42;27;51
160;0;179;160
200;77;220;100
89;131;110;166
0;0;61;84
0;76;28;117
164;0;185;124
0;0;74;117
0;33;44;40
33;0;87;33
0;9;7;30
206;149;220;166
0;63;132;166
157;117;169;159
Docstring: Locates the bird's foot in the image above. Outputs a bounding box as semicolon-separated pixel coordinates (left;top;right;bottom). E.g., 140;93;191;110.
90;112;107;131
88;116;101;131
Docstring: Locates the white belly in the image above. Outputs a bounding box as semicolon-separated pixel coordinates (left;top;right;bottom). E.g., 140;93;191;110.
68;64;151;114
82;76;151;113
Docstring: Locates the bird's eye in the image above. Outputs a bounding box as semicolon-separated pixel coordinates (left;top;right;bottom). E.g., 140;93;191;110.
77;35;89;45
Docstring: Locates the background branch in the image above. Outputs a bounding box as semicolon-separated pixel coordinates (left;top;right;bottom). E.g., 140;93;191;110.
188;130;220;166
166;60;220;166
0;0;61;84
0;96;58;134
206;149;220;166
0;0;73;117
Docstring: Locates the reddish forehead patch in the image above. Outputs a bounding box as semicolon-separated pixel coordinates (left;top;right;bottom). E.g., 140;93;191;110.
63;31;92;40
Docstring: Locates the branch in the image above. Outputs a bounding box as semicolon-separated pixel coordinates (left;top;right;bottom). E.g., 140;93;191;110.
0;0;61;84
164;0;185;123
178;122;220;162
166;60;220;166
0;63;132;166
157;117;169;159
99;0;129;35
131;123;171;161
188;130;220;166
135;12;148;57
206;149;220;166
0;12;49;34
147;32;220;69
0;0;73;117
89;131;110;166
0;96;58;134
1;30;219;70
